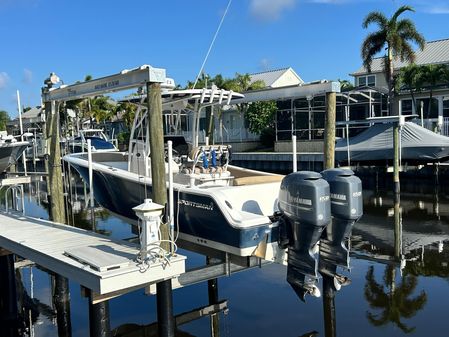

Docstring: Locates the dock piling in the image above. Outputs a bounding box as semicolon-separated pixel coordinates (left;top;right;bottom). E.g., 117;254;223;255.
88;291;111;337
53;274;72;337
43;98;66;224
0;254;19;337
147;81;175;337
324;92;336;170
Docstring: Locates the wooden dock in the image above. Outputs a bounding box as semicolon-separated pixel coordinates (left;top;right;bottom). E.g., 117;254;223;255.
0;211;186;296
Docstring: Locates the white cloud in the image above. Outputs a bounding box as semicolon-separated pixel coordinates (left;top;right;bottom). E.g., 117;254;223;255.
424;5;449;14
259;58;271;71
23;68;33;84
249;0;296;22
0;72;10;89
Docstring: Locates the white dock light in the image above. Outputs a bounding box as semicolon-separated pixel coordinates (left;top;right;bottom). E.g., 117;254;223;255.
133;199;165;261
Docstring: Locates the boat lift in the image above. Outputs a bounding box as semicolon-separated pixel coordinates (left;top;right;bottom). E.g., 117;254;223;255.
9;65;269;301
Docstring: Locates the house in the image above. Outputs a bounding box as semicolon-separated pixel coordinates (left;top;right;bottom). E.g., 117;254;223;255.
350;38;449;129
249;67;304;88
210;68;305;150
6;106;44;136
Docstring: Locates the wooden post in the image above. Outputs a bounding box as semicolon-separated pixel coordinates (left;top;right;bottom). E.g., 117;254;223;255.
322;280;337;337
53;274;73;337
0;254;18;336
44;100;66;224
88;291;111;337
147;82;175;337
207;257;220;337
324;92;336;170
323;91;337;336
393;123;400;195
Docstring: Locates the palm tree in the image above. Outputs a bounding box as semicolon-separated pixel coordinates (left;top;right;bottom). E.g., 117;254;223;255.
364;265;427;333
399;64;420;112
0;110;10;130
417;64;449;118
338;79;354;91
361;5;425;114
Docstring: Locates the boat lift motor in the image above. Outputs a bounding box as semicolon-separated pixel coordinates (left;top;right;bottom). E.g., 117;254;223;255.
278;171;331;301
132;199;165;262
319;168;363;290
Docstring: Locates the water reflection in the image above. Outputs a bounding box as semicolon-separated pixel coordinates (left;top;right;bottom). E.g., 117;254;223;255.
2;175;449;336
364;265;427;333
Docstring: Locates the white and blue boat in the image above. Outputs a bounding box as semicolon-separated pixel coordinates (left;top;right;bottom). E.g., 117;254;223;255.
68;129;118;153
64;88;285;259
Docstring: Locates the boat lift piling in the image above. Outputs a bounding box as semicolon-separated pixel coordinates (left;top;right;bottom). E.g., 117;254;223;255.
147;81;176;337
43;80;66;224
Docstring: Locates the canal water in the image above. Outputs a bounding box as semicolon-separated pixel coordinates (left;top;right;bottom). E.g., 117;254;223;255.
1;173;449;337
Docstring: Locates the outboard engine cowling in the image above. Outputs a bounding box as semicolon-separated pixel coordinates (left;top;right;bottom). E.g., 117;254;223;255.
278;171;331;301
319;168;363;290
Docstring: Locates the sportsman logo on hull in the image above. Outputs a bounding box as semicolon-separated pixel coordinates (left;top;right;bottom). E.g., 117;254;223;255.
179;199;214;211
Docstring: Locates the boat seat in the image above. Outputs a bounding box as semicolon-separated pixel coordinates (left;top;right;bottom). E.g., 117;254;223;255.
233;175;284;186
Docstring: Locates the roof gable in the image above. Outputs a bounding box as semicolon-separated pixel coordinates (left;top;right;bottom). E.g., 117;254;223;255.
250;67;303;88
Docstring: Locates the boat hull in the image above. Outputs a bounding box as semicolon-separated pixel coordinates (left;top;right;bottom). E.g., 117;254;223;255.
0;143;28;173
70;162;277;256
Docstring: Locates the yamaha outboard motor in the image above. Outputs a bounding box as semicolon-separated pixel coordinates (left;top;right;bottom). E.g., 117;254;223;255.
278;171;331;301
319;168;363;290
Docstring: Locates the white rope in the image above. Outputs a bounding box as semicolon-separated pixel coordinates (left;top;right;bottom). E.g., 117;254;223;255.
192;0;233;89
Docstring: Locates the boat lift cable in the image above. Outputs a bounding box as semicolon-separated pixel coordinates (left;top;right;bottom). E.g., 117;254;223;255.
192;0;233;89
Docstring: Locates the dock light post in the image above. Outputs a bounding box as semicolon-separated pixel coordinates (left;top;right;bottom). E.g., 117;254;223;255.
133;199;165;261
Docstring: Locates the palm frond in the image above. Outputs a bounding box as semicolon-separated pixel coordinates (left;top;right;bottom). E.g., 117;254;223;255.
363;11;388;29
361;31;386;71
398;42;415;63
391;5;415;23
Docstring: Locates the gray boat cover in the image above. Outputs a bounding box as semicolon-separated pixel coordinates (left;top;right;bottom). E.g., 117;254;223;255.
335;121;449;163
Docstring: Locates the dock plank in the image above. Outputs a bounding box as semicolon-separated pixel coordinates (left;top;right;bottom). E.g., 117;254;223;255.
0;211;185;295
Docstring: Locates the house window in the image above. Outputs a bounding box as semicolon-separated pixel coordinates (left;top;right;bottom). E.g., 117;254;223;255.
357;75;376;87
443;99;449;118
401;99;413;115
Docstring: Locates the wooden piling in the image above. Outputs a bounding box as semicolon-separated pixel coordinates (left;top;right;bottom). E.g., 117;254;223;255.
44;100;66;224
0;254;18;336
324;92;336;170
88;291;111;337
53;274;72;337
322;90;337;336
147;81;175;337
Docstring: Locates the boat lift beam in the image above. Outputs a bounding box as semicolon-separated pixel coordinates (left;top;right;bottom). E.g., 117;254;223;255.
231;80;340;104
42;65;167;102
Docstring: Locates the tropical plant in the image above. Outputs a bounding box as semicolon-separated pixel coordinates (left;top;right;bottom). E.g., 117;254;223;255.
399;64;420;111
338;79;354;91
89;96;115;123
115;101;137;128
225;73;265;113
0;110;9;130
417;64;449;118
361;5;425;113
364;265;427;333
245;100;277;134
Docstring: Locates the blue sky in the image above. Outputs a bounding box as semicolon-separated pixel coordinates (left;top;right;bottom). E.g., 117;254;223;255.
1;0;449;117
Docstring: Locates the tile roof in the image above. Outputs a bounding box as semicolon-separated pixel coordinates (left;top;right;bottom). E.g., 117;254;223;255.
351;38;449;75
